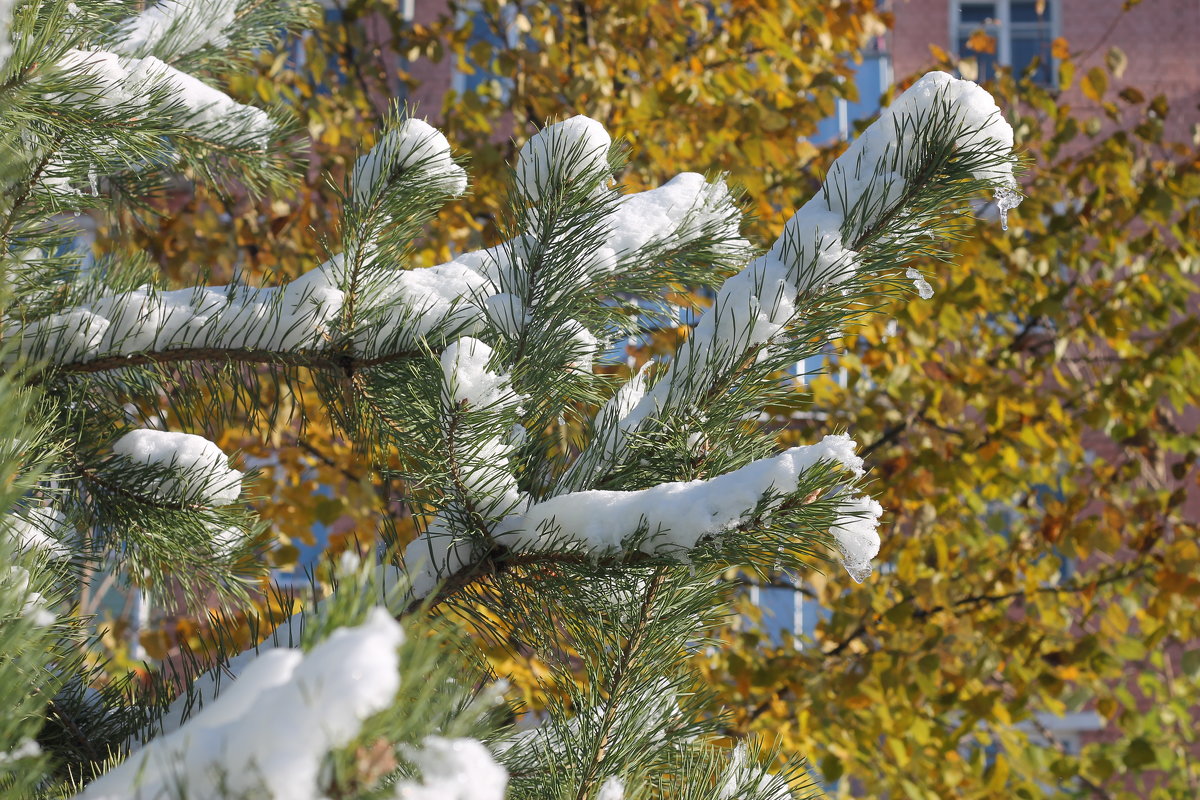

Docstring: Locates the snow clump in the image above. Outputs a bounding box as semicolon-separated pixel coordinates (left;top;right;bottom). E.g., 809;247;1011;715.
351;118;468;204
76;608;404;800
5;506;71;560
50;49;274;147
494;434;869;559
515;115;612;202
111;429;243;506
112;0;241;59
393;737;509;800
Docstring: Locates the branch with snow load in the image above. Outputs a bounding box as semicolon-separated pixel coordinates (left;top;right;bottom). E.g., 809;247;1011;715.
562;71;1022;489
403;434;882;601
3;506;72;560
49;48;277;149
111;0;242;61
72;608;507;800
350;118;469;206
470;116;746;363
108;429;243;507
16;145;740;378
437;337;526;519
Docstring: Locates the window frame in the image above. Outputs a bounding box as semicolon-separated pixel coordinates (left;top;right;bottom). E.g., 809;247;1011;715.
949;0;1060;85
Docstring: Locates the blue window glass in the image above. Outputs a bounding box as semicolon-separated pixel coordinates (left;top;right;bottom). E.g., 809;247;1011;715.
959;2;997;25
462;8;510;95
757;583;796;645
954;0;1055;86
958;34;999;82
810;53;889;144
1010;0;1051;23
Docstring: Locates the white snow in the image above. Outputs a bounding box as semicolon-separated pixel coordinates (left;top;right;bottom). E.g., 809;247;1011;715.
566;71;1017;487
6;506;71;560
357;260;490;353
497;434;866;559
112;0;241;59
352;118;467;203
606;172;745;256
482;292;527;338
0;739;42;764
12;144;736;369
830;495;884;583
77;608;404;800
50;49;274;147
111;429;243;506
4;566;56;626
440;337;514;411
515;115;611;202
0;0;15;72
563;319;599;372
393;737;508;800
15;309;110;364
905;267;934;300
597;777;626;800
148;57;274;147
8;260;346;365
718;743;793;800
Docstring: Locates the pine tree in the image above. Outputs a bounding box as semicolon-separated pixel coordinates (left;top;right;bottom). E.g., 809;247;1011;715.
0;1;1019;797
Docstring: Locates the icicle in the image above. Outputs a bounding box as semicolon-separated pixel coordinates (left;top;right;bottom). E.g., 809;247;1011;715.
843;561;874;584
87;166;99;197
905;267;934;300
995;185;1023;232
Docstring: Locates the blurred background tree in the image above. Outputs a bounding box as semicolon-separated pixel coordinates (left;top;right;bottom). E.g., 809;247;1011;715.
702;44;1200;800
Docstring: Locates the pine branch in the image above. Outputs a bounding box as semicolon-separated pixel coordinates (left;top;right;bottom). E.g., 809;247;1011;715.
572;567;668;800
39;344;422;378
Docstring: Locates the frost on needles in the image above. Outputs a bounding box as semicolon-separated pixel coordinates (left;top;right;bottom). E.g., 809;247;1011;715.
0;0;1019;790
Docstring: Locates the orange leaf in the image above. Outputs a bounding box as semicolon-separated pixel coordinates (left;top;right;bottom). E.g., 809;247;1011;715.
966;30;997;55
1051;36;1070;60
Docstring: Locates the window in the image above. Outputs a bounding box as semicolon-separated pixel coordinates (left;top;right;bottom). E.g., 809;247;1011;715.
747;571;829;646
953;0;1057;85
813;51;892;143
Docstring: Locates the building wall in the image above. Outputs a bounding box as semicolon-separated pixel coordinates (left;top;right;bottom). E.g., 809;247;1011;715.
406;0;454;118
890;0;1200;136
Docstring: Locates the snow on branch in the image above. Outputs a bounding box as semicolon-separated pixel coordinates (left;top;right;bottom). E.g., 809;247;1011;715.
401;338;528;598
0;0;13;72
14;156;737;374
50;48;276;148
75;608;408;800
111;429;243;506
438;337;526;516
4;506;71;560
111;0;241;60
515;115;612;203
565;71;1020;488
9;261;345;368
501;434;874;573
351;118;468;206
404;434;879;592
3;565;57;626
393;737;509;800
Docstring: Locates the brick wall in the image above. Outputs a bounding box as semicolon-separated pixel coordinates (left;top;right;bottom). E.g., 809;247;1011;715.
889;0;1200;136
406;0;454;120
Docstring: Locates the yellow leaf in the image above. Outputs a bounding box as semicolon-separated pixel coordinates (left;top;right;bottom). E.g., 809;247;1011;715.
1051;36;1070;60
1082;67;1108;102
140;629;171;660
